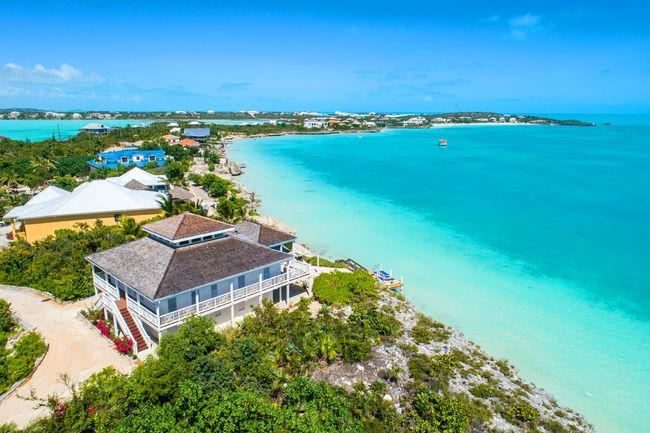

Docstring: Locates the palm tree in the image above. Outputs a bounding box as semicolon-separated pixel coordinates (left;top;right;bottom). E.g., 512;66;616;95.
157;194;181;217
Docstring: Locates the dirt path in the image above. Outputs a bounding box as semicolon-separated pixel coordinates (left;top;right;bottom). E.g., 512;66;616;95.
0;286;135;428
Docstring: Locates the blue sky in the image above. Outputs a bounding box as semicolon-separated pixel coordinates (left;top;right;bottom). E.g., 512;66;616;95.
1;1;649;113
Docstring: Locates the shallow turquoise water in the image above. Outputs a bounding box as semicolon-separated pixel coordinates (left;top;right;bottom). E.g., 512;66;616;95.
0;119;155;141
0;118;268;141
230;118;650;433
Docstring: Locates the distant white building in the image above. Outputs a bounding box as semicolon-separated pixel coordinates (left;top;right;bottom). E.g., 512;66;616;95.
304;119;327;129
8;111;20;119
509;117;518;123
72;113;82;119
402;116;426;126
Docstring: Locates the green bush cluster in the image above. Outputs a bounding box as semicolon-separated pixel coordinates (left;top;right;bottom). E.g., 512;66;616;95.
312;270;377;306
303;256;348;268
502;399;539;424
410;314;450;344
188;173;233;198
0;299;46;395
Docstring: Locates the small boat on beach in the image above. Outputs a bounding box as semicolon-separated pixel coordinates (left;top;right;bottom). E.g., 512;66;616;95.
438;139;448;147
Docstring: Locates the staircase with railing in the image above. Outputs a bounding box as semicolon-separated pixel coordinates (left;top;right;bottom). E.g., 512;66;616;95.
115;299;148;353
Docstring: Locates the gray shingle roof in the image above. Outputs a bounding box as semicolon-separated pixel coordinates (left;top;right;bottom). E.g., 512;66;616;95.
235;220;296;247
183;128;211;138
86;235;290;299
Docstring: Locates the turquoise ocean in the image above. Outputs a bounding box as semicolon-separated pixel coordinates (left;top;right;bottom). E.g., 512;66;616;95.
229;115;650;433
0;118;269;142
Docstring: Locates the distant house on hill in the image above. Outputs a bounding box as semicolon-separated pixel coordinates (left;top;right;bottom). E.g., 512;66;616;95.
4;181;162;242
303;119;327;129
89;147;167;170
177;138;201;148
81;122;112;135
183;128;211;142
162;134;180;144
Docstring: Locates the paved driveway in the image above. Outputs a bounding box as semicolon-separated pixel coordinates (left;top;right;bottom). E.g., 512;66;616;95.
0;286;135;428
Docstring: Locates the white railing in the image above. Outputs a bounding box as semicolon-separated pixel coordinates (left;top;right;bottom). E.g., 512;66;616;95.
93;275;119;299
198;292;231;314
150;260;311;330
126;299;159;328
159;303;197;328
110;299;139;353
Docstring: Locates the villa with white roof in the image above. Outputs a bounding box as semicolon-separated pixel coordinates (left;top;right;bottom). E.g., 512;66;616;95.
106;167;168;193
85;213;311;353
4;176;162;242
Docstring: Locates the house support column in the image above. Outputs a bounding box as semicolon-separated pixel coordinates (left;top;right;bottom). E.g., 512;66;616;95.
230;281;235;326
285;284;290;306
258;274;263;305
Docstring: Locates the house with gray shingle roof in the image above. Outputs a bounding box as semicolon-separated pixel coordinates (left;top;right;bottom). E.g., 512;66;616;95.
182;127;211;142
85;213;311;353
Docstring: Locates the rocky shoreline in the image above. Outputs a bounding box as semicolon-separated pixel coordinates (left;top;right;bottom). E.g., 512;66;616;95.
313;290;593;433
222;135;594;433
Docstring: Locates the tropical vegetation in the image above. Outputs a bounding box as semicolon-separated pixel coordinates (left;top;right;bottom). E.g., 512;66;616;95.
0;218;145;300
0;299;47;395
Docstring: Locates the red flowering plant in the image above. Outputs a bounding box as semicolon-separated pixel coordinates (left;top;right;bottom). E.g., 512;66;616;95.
112;335;134;355
96;319;112;338
53;401;66;417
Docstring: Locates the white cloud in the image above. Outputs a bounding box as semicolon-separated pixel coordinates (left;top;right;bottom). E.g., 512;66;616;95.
510;13;542;28
508;13;543;39
1;63;102;84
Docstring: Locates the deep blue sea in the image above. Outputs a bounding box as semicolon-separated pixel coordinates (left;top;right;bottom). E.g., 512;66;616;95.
230;115;650;433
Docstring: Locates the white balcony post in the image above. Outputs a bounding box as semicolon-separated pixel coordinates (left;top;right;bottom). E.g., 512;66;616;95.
196;290;200;314
230;281;235;326
156;303;160;327
285;284;290;306
259;273;263;304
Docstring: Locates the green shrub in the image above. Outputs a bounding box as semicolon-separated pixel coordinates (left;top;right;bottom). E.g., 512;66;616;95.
0;220;142;301
0;299;14;334
503;399;539;423
411;314;450;344
304;256;347;268
469;383;500;399
408;351;466;386
312;270;377;306
0;331;46;394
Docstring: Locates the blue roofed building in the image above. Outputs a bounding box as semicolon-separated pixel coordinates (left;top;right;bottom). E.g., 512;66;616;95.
89;147;167;170
183;127;211;142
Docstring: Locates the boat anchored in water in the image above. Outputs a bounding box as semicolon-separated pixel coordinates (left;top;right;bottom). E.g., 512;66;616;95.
438;139;448;147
